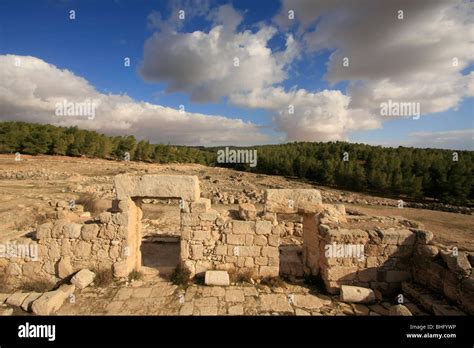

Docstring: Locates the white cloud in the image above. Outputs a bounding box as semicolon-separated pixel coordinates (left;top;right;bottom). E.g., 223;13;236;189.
277;0;474;115
140;4;298;103
0;55;271;146
230;87;380;142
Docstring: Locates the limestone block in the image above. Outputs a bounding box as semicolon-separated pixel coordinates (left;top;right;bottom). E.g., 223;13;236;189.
255;220;272;235
57;256;73;278
255;257;268;266
36;222;53;239
76;241;92;258
193;230;211;241
377;228;400;245
199;211;218;221
340;285;375;303
191;244;203;260
99;212;113;224
190;198;211;213
232;221;255;234
215;245;227;256
204;270;230;286
71;269;96;289
245;235;254;245
20;292;42;312
293;294;323;310
114;174;200;201
113;261;129;278
261;246;279;258
265;189;322;213
267;235;279;247
254;235;268;246
388;304;413;317
6;292;31;307
239;246;261;257
440;250;472;277
63;223;82;239
325;266;358;281
238;203;257;221
31;284;75;315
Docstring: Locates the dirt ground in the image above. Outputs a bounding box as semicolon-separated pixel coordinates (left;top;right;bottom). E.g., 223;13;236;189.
0;154;472;251
346;204;474;251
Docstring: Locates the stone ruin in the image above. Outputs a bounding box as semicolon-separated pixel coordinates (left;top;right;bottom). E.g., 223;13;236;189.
1;174;472;315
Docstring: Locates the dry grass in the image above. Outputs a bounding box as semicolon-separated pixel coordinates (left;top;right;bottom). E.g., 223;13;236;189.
260;276;286;288
76;192;103;215
170;266;191;286
93;267;115;287
229;268;255;284
128;270;143;282
20;278;55;292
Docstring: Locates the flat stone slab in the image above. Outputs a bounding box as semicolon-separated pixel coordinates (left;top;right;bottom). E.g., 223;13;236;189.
265;189;322;213
115;174;200;201
31;284;75;315
340;285;375;304
71;269;96;289
6;292;31;307
205;270;230;286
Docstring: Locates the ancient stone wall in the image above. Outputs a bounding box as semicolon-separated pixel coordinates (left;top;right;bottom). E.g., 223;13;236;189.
300;205;421;294
180;198;281;278
1;199;141;286
411;238;473;314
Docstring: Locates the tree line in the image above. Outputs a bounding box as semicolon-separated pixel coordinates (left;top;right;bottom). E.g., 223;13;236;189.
0;122;472;205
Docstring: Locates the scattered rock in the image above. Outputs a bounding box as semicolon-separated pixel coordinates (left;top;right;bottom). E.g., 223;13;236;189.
340;285;375;304
238;203;257;221
31;284;75;315
389;304;413;316
71;269;96;289
6;292;31;307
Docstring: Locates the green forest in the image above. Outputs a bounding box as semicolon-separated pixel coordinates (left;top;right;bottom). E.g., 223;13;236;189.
1;121;472;205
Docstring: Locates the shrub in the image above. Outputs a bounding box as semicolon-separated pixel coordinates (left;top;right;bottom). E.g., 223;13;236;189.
170;266;191;286
128;270;143;282
229;268;254;284
21;278;55;292
93;268;114;287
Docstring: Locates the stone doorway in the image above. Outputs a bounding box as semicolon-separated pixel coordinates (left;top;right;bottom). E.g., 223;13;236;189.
140;198;181;277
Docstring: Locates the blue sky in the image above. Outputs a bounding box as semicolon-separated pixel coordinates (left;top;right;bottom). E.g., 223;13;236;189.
0;0;472;149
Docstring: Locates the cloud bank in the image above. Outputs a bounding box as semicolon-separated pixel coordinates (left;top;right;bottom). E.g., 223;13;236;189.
0;55;271;146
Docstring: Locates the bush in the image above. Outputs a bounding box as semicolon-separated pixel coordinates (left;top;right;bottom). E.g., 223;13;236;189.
93;268;114;287
170;266;191;286
128;270;143;282
229;268;254;284
21;278;55;292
